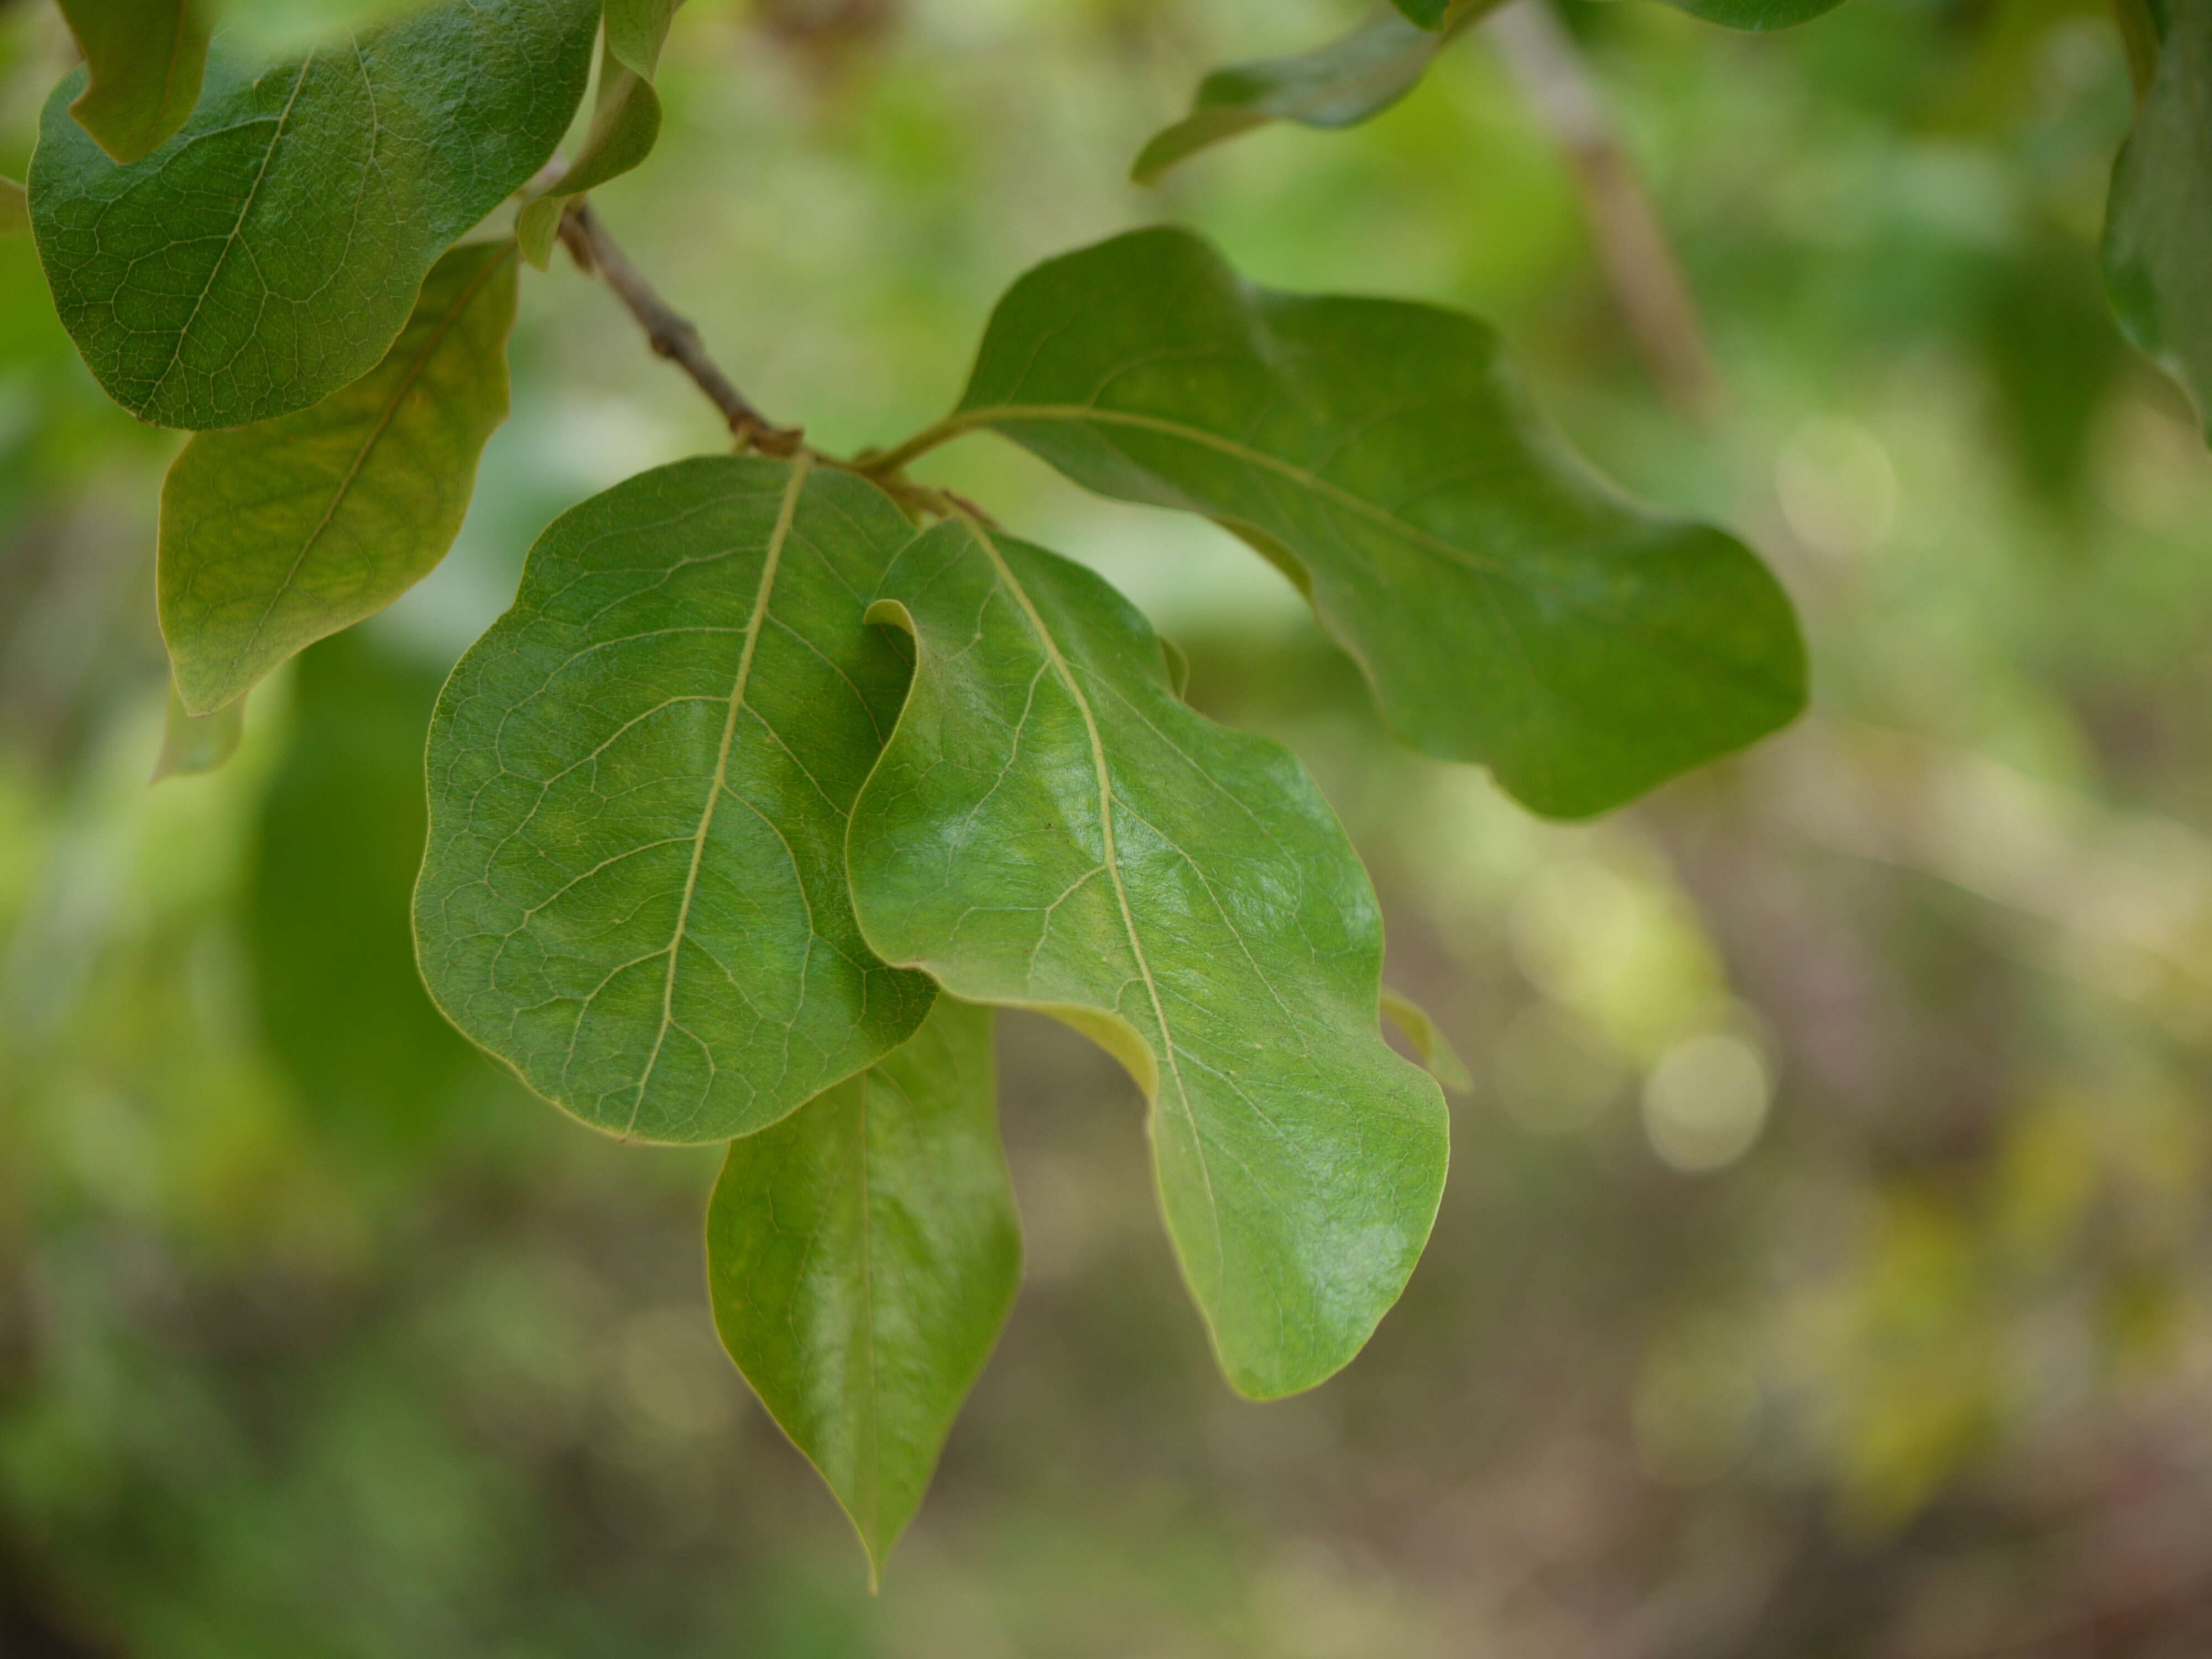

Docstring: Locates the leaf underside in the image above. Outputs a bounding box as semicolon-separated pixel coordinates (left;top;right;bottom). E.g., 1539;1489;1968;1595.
415;455;936;1145
517;0;677;268
708;996;1019;1580
160;239;519;716
848;515;1448;1400
29;0;596;430
54;0;212;164
938;227;1805;820
2105;0;2212;439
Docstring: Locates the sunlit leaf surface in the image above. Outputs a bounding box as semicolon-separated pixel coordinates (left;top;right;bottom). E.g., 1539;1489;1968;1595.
848;515;1448;1399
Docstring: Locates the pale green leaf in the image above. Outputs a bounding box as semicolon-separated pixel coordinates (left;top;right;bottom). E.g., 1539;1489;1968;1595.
0;178;24;238
1380;988;1473;1093
2105;0;2212;437
154;678;241;780
29;0;596;430
160;241;518;717
708;997;1018;1582
415;455;937;1144
1135;1;1494;184
898;227;1803;820
53;0;212;164
605;0;677;76
847;515;1448;1400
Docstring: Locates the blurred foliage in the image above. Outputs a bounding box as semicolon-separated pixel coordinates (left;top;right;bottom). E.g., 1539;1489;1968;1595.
9;0;2212;1652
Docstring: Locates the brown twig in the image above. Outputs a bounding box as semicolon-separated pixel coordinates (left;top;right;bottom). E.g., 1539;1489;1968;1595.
556;200;804;456
1488;0;1722;420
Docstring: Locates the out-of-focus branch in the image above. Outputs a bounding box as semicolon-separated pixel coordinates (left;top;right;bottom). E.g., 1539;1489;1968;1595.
557;200;803;456
1488;0;1722;419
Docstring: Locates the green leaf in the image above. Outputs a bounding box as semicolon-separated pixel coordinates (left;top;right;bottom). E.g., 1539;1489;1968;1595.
847;515;1448;1400
1380;988;1473;1093
154;678;241;780
604;0;677;76
1392;0;1451;27
897;227;1804;820
2105;0;2212;438
415;454;937;1145
0;178;24;238
160;241;519;717
708;996;1018;1583
29;0;597;430
1134;2;1492;185
515;50;664;269
52;0;212;164
1638;0;1845;28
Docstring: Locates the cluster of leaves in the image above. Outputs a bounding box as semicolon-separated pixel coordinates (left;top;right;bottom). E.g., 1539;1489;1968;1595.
0;0;2197;1581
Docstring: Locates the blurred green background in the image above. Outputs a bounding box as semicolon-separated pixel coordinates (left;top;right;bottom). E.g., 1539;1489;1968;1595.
9;0;2212;1651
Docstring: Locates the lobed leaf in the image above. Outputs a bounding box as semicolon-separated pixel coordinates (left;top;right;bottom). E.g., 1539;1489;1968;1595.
2105;0;2212;439
160;240;519;717
52;0;211;164
708;997;1019;1582
847;515;1449;1400
911;227;1804;819
415;455;936;1144
1134;2;1494;185
29;0;596;430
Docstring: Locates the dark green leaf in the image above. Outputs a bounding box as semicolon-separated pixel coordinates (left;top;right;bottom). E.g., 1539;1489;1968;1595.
415;455;937;1145
154;678;241;779
160;241;519;717
708;997;1018;1582
847;515;1448;1400
900;227;1803;819
52;0;212;164
1134;2;1491;185
1640;0;1845;28
1392;0;1451;27
2105;0;2212;437
29;0;596;430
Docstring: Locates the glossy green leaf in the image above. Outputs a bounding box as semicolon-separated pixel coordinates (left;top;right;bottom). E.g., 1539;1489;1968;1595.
0;178;24;238
415;455;936;1145
899;228;1803;819
160;241;519;717
52;0;212;164
1638;0;1845;28
154;679;241;780
515;0;677;269
847;515;1448;1400
1134;1;1493;184
2105;0;2212;437
708;997;1018;1582
29;0;596;430
1381;988;1473;1093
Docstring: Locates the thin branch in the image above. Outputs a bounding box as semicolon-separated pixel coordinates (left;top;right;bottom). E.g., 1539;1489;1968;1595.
557;200;804;456
1488;0;1722;420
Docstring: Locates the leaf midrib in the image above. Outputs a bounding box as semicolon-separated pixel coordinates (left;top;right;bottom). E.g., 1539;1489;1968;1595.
221;242;514;701
952;514;1226;1274
627;456;812;1133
